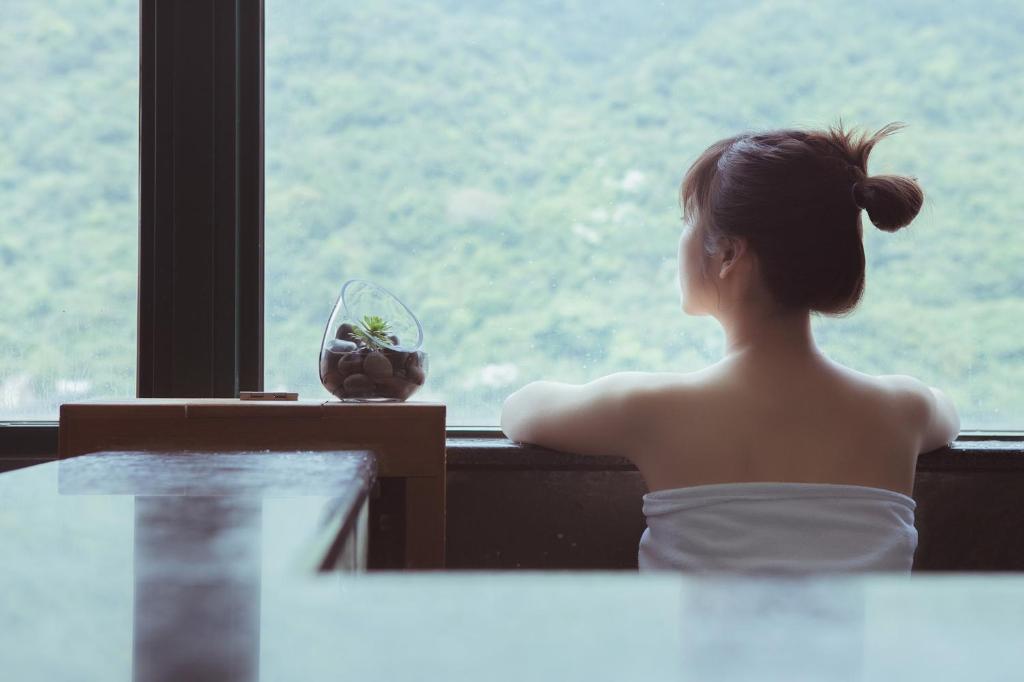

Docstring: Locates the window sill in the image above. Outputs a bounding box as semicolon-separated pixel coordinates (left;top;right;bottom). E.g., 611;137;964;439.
446;429;1024;472
2;423;1023;473
0;422;59;456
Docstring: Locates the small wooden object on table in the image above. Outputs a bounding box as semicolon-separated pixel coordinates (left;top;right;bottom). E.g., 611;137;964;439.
59;399;446;568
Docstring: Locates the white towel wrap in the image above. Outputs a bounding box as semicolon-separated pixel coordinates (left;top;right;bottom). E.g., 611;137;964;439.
638;481;918;574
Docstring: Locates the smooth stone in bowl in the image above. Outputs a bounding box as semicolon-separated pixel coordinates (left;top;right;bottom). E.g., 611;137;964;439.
336;352;364;379
406;364;426;386
363;351;393;379
372;376;415;400
342;373;374;395
325;338;358;355
321;369;344;394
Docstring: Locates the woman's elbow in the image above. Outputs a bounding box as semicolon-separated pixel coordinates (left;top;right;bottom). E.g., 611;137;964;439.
500;383;540;443
500;390;522;441
922;386;960;451
933;387;961;445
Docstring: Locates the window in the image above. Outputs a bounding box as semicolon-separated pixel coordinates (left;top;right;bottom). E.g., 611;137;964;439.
0;1;138;419
265;1;1022;428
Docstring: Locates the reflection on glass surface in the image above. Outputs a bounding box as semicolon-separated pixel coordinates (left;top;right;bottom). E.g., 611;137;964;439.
0;452;371;680
4;456;1024;679
133;497;262;681
0;1;138;418
266;1;1023;427
0;464;134;680
679;576;865;681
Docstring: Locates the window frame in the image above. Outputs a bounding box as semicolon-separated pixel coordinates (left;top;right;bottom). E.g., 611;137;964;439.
0;0;1020;459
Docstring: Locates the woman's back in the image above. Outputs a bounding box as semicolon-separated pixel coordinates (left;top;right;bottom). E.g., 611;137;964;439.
620;351;932;574
628;350;928;498
621;349;942;574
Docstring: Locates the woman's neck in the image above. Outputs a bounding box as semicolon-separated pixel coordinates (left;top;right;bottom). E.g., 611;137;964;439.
719;307;821;361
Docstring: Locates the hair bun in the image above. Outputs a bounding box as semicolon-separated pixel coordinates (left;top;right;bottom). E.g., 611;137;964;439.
853;174;924;232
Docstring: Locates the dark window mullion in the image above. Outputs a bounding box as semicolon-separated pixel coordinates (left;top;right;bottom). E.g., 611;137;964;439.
138;0;264;398
237;0;265;393
214;0;238;397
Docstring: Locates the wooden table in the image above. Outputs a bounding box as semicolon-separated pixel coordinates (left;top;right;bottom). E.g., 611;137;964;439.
59;399;446;568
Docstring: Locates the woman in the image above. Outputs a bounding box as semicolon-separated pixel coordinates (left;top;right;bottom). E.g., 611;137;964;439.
500;123;959;573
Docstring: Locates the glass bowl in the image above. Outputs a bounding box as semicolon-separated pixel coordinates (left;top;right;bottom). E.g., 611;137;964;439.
319;279;428;401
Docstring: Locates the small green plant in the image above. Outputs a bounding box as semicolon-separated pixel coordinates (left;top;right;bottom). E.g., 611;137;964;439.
351;314;393;349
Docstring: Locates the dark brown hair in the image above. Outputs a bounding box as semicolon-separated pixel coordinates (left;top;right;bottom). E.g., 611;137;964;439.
680;122;924;315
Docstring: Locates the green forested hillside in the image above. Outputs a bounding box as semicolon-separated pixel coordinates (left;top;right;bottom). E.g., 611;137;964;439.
2;1;1022;426
0;1;138;416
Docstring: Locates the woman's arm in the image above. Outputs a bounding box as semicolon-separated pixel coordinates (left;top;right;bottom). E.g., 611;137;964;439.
921;385;961;452
500;372;653;458
881;375;961;452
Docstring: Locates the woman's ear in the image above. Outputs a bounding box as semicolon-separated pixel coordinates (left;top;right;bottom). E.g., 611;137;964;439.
718;236;749;279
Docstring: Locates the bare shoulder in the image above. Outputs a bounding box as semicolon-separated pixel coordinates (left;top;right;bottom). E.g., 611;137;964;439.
875;373;961;452
606;369;720;432
875;374;933;425
818;360;928;420
603;369;711;404
596;370;707;457
599;369;704;391
569;370;698;415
